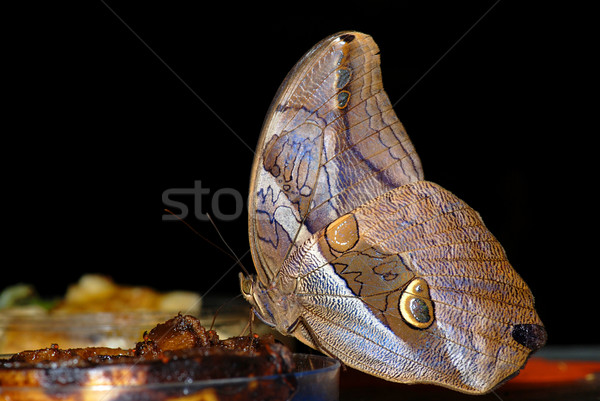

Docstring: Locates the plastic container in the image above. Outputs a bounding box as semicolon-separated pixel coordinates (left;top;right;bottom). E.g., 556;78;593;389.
0;311;175;353
0;353;340;401
0;305;247;354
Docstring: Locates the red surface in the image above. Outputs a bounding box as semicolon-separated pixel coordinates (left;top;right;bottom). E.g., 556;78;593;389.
508;357;600;384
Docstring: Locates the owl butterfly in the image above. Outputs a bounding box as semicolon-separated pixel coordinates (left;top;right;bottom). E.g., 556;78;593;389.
240;31;546;394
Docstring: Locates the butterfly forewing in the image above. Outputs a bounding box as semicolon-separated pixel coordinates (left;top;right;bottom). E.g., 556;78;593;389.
249;31;423;284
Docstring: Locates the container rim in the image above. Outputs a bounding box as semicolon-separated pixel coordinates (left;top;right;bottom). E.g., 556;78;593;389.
0;353;340;392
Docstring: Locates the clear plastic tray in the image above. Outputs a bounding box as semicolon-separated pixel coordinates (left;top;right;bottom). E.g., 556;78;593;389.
0;305;247;354
0;353;340;401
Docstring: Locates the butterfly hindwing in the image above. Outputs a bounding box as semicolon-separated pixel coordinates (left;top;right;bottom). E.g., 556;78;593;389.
286;180;542;392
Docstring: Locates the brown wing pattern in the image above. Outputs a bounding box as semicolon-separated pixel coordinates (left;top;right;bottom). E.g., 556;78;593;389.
249;32;423;284
300;181;543;392
247;31;545;393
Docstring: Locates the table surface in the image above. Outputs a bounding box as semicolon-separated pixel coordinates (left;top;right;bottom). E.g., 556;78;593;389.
339;346;600;401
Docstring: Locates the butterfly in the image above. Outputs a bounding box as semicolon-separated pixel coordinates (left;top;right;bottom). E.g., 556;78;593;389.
240;31;546;394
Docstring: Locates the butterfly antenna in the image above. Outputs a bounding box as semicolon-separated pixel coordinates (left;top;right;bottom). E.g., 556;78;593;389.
163;209;249;275
205;213;251;277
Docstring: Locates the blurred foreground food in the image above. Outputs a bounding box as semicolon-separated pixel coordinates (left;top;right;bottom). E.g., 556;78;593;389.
1;274;201;314
0;274;202;353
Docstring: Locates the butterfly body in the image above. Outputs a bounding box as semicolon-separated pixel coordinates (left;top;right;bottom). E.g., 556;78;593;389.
242;31;546;394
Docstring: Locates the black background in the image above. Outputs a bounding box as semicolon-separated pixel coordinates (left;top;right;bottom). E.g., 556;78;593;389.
3;2;596;345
